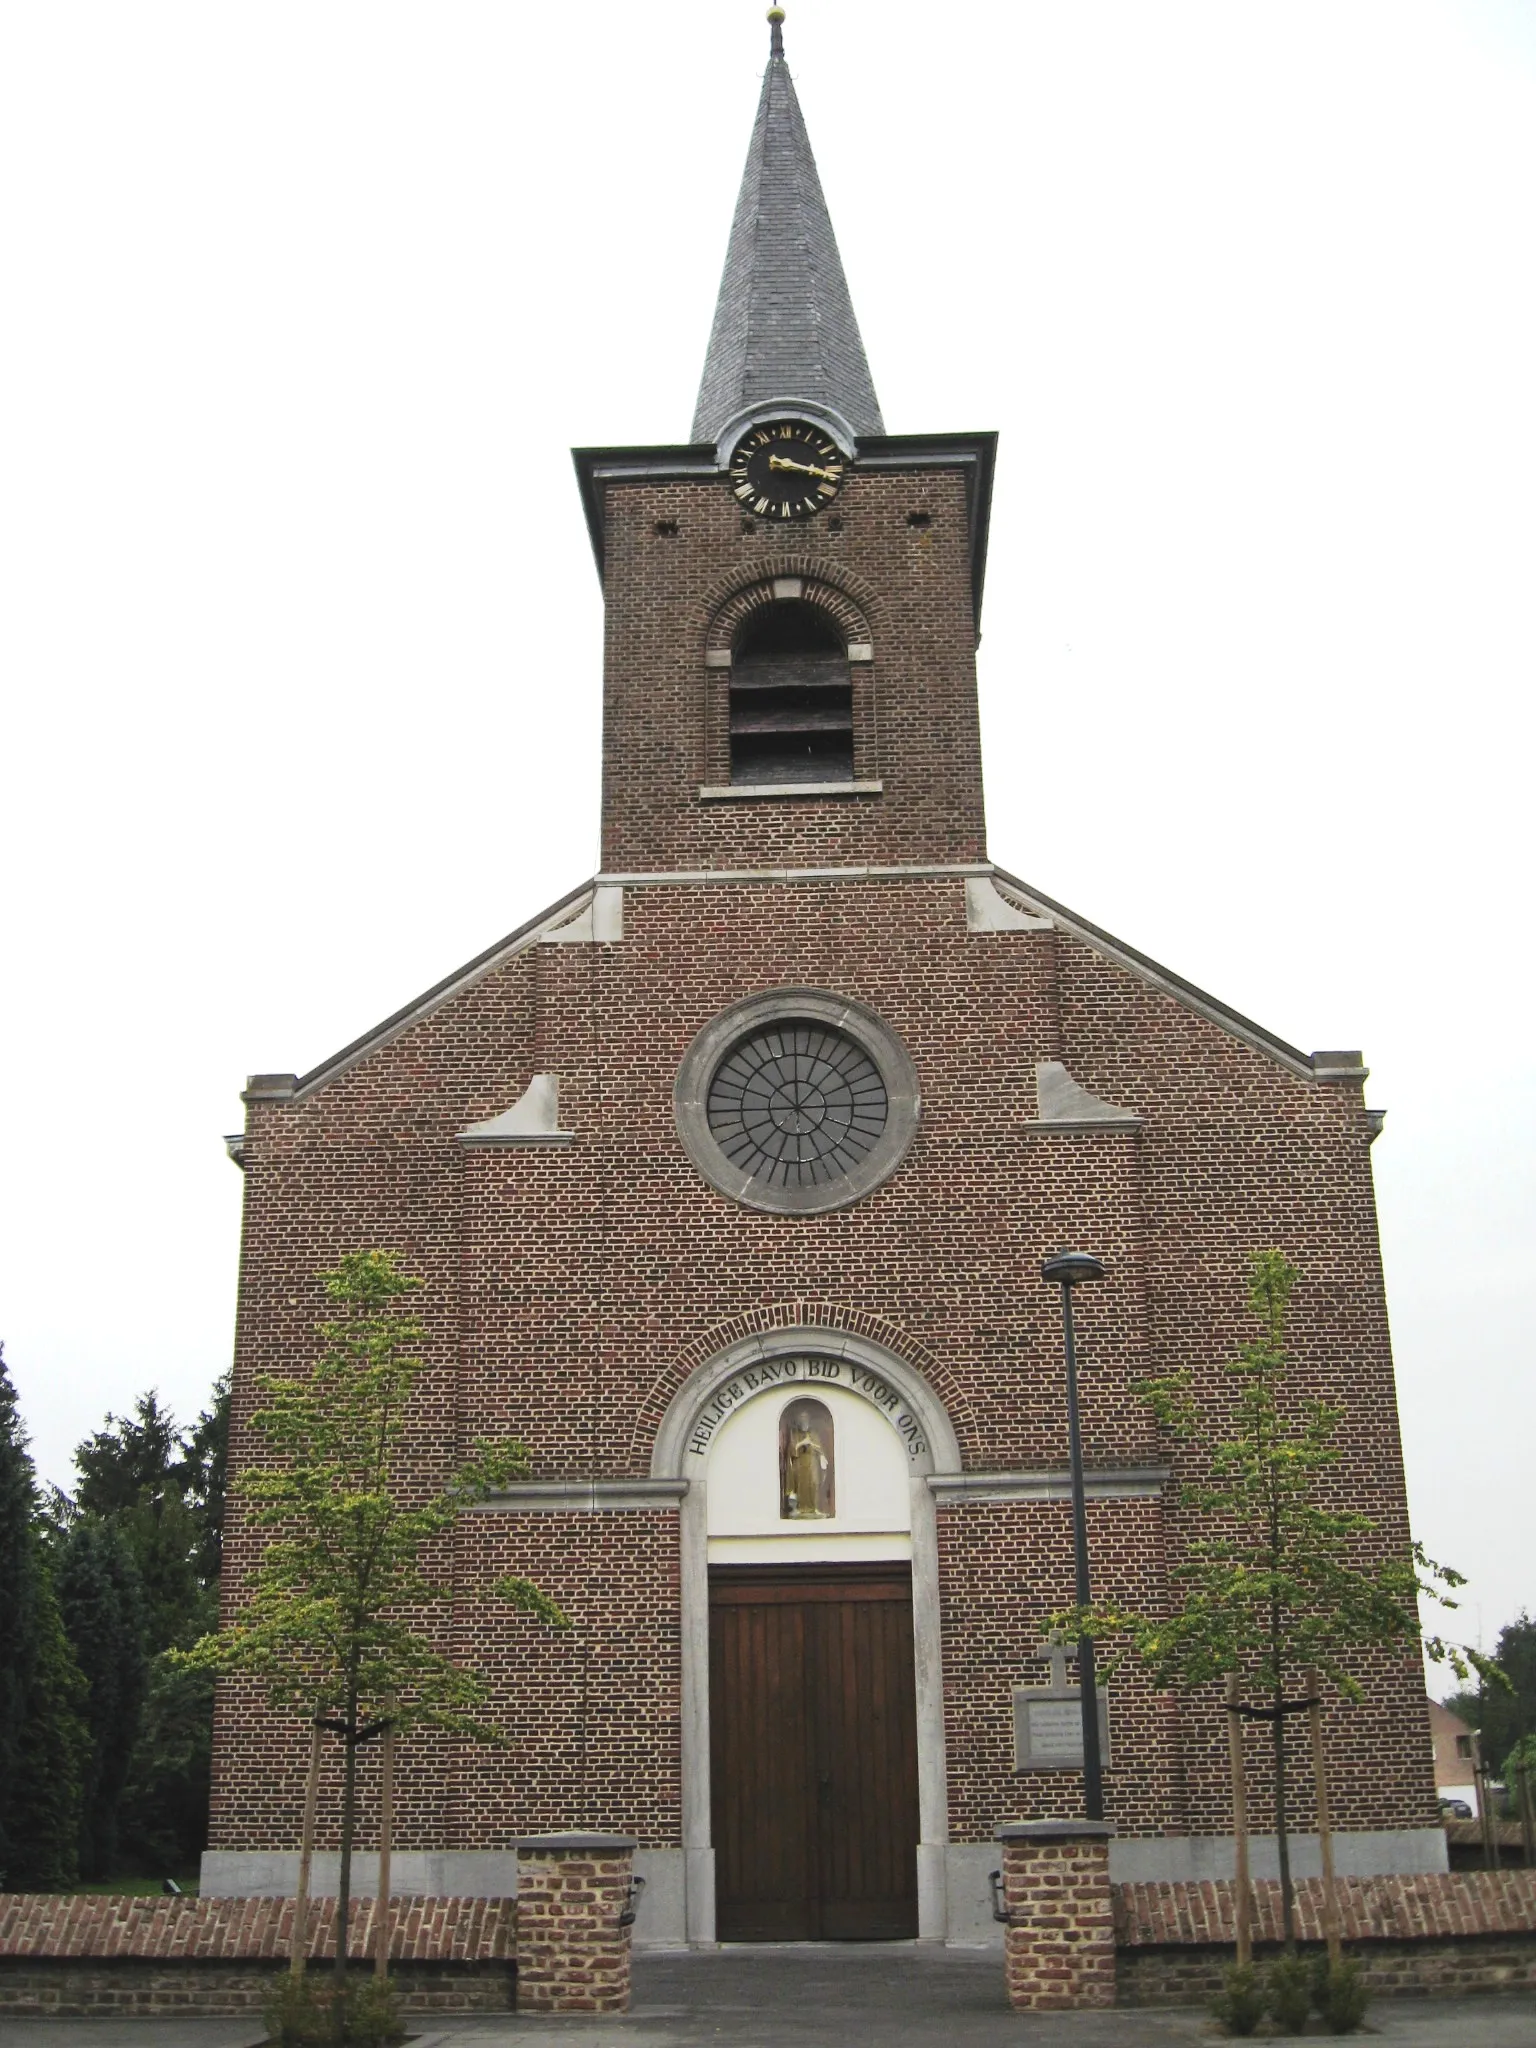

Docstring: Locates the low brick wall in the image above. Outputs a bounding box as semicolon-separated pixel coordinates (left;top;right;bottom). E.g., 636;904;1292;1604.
1115;1872;1536;2006
0;1895;516;2017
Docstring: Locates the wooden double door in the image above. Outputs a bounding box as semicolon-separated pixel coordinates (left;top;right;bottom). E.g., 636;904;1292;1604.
709;1563;920;1941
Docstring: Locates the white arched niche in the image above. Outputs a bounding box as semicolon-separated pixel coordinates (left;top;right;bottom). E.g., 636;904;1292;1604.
651;1328;960;1944
705;1378;911;1562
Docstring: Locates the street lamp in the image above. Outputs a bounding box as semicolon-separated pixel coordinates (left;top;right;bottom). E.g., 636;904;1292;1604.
1041;1249;1107;1821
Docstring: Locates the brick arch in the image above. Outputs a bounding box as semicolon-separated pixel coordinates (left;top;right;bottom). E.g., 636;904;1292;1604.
699;559;878;657
627;1301;977;1474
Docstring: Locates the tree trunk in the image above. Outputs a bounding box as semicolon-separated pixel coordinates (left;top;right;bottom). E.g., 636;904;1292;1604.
1226;1672;1252;1970
1304;1668;1341;1968
1273;1673;1295;1950
374;1709;395;1981
290;1714;324;1977
335;1697;359;1984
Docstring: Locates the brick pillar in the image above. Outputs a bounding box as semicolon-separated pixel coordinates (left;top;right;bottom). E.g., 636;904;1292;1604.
993;1819;1116;2012
513;1832;638;2014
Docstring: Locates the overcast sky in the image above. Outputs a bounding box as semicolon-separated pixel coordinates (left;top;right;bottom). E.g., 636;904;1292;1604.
2;2;1532;1673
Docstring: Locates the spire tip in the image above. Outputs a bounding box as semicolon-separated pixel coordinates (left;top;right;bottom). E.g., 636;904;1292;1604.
767;7;785;58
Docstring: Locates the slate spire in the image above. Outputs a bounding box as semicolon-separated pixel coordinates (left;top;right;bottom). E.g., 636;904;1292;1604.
692;9;884;446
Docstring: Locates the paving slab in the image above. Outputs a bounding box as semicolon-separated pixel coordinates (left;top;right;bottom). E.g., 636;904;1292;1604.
4;1948;1535;2048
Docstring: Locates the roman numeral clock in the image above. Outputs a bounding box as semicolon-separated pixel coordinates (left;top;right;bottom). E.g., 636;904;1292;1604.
729;419;845;519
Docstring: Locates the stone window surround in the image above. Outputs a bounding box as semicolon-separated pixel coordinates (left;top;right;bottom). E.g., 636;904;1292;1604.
672;987;921;1216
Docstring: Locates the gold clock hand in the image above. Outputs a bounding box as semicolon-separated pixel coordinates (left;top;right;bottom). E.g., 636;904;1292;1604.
769;455;841;481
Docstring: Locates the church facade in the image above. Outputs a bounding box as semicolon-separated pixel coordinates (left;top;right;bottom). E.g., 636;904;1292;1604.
208;16;1443;1945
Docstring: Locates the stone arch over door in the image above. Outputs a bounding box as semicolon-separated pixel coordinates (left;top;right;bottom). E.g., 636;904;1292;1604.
650;1326;961;1944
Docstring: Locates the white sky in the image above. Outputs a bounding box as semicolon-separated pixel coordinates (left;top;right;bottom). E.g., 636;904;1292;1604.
2;2;1532;1673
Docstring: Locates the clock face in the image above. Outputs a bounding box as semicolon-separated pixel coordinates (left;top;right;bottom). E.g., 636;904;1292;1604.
729;421;846;521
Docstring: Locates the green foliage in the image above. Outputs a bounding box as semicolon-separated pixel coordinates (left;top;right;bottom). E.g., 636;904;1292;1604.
1312;1953;1370;2033
117;1654;216;1871
68;1388;221;1653
1460;1614;1536;1768
263;1972;330;2046
1055;1252;1483;1702
54;1517;149;1878
177;1250;569;1739
0;1342;90;1889
1210;1961;1264;2035
1265;1952;1313;2033
263;1972;405;2047
340;1977;405;2045
1049;1250;1493;1948
7;1560;91;1889
177;1250;567;1973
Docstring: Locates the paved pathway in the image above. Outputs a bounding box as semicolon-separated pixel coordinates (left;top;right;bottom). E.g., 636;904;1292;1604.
4;1946;1535;2046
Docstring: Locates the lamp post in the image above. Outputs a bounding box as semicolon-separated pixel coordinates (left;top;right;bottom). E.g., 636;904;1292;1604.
1041;1249;1106;1821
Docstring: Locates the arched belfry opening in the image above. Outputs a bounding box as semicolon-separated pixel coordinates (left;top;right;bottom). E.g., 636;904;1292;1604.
730;600;853;786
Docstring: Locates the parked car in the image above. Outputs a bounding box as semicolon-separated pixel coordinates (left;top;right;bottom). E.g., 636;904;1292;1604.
1440;1797;1473;1820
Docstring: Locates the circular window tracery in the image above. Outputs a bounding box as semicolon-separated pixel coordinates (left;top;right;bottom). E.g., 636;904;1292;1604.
674;990;920;1215
706;1024;887;1190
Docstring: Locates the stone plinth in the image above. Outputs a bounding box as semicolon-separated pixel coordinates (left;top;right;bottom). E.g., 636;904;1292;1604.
995;1819;1116;2012
514;1832;637;2014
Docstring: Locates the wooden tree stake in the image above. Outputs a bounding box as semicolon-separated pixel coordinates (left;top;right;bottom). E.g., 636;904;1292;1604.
1226;1672;1253;1969
290;1713;324;1977
375;1711;395;1980
1304;1668;1342;1967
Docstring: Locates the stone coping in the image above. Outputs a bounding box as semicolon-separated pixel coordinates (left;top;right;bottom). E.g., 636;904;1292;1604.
1115;1871;1536;1946
514;1833;638;1853
997;1820;1117;1843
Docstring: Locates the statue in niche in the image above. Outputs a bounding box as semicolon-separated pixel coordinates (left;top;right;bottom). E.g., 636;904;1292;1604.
779;1398;835;1519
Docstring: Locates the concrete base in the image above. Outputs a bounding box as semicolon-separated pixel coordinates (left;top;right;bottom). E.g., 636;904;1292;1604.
199;1847;690;1947
941;1830;1449;1947
1108;1827;1450;1884
203;1832;1447;1952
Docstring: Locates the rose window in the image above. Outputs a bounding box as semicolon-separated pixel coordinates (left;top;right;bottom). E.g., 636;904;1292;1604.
705;1024;889;1191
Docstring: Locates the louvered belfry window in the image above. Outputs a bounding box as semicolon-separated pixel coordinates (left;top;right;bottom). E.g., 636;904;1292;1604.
729;600;853;786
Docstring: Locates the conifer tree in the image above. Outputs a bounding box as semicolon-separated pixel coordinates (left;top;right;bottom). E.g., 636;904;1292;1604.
0;1342;90;1889
55;1517;149;1878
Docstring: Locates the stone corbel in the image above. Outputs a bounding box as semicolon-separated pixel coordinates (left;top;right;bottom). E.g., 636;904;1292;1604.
1027;1060;1141;1132
965;877;1053;932
458;1074;573;1147
542;886;624;944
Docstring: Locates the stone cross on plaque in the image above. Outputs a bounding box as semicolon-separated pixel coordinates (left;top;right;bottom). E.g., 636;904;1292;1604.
1012;1643;1111;1773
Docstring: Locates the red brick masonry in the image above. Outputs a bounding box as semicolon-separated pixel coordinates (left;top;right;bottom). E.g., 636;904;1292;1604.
1116;1872;1536;2007
512;1832;637;2014
0;1892;514;1963
1116;1871;1536;1946
996;1821;1117;2012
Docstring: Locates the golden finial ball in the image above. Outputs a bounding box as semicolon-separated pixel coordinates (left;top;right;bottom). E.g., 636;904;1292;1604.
767;7;785;22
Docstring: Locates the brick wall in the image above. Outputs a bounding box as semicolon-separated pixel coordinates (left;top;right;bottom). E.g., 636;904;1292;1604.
0;1892;514;1963
1114;1872;1536;2005
217;872;1433;1861
599;467;987;873
0;1894;516;2017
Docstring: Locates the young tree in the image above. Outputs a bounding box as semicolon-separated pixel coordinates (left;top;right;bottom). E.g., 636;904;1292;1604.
1052;1251;1486;1947
176;1250;569;1983
0;1342;90;1889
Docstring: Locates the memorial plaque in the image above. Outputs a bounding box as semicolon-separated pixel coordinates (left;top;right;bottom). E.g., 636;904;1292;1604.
1012;1645;1111;1773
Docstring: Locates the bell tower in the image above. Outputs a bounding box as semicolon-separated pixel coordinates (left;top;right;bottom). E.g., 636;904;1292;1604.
574;8;996;877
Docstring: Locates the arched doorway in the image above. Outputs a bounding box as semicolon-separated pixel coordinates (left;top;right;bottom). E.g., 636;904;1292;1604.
651;1330;960;1943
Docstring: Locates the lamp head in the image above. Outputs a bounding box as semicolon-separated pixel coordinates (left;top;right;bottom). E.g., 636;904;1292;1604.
1041;1250;1106;1288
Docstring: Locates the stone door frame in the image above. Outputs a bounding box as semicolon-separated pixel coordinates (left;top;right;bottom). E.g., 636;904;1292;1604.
650;1326;962;1943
